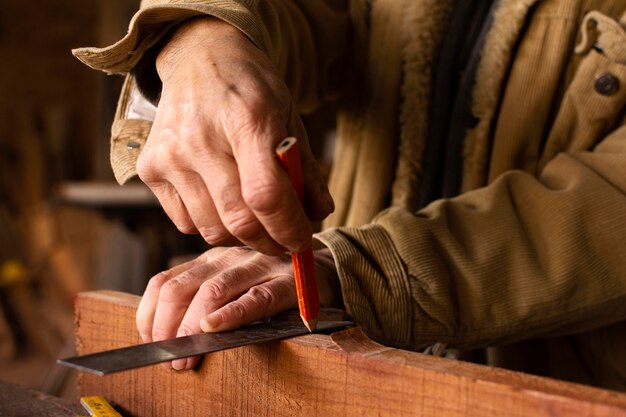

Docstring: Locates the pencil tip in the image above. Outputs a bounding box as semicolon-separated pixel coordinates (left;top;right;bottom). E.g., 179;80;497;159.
303;318;317;333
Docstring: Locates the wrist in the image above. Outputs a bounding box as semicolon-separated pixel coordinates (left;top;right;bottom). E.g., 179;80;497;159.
156;17;245;83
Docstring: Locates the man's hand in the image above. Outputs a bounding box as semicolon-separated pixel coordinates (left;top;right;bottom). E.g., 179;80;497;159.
136;18;334;255
135;246;341;370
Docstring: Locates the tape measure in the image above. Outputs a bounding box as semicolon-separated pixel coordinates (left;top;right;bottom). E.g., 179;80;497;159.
80;396;122;417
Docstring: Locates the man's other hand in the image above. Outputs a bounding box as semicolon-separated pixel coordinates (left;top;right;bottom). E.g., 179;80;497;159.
135;246;341;370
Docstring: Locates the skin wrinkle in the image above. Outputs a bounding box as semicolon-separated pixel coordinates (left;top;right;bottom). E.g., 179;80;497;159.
198;278;231;304
198;225;234;246
246;286;275;317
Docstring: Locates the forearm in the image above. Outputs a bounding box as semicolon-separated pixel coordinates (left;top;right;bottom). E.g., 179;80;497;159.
317;125;626;350
144;1;351;112
74;0;351;112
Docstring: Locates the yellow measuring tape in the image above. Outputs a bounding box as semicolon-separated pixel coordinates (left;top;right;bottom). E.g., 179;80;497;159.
80;396;122;417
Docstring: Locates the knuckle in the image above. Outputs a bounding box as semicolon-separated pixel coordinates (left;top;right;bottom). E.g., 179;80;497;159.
227;302;247;320
227;246;252;258
211;246;251;267
247;286;274;310
199;280;228;302
241;181;284;214
222;210;263;242
159;276;189;302
177;121;204;143
178;126;216;157
220;267;247;288
146;271;171;291
176;222;198;235
177;323;195;337
218;184;242;213
198;225;232;246
216;190;262;242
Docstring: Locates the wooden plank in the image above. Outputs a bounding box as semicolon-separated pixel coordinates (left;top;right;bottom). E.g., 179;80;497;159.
76;290;626;417
0;379;84;417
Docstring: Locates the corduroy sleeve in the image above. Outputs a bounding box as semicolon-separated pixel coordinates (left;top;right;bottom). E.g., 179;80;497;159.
316;124;626;350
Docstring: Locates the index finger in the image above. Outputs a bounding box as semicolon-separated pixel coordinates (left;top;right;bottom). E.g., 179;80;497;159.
136;255;208;343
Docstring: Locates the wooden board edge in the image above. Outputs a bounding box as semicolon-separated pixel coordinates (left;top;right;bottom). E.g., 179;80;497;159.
75;290;626;416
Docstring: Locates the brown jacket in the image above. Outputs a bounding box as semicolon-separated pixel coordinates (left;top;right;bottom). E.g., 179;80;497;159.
74;0;626;390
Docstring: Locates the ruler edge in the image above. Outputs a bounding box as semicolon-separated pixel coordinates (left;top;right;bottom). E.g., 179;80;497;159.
58;320;354;375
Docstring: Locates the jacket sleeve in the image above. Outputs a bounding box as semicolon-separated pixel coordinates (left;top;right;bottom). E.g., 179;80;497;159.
316;124;626;350
72;0;350;113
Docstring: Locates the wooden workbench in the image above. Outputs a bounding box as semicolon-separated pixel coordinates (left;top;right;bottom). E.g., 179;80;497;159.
0;379;83;417
75;290;626;417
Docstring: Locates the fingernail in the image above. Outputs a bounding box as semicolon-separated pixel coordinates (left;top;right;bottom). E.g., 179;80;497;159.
172;358;187;371
200;319;210;332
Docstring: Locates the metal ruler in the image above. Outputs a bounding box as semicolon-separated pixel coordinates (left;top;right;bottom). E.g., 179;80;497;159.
59;319;352;375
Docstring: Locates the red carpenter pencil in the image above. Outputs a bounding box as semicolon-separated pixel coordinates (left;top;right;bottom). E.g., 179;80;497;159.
275;137;320;332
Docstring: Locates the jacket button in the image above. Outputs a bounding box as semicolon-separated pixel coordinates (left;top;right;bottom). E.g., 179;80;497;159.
594;73;619;96
126;141;141;150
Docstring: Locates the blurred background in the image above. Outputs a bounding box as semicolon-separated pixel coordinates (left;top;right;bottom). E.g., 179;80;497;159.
0;0;338;401
0;1;209;399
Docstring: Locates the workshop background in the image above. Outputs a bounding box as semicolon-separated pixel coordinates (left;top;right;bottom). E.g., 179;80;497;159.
0;1;338;401
0;0;202;399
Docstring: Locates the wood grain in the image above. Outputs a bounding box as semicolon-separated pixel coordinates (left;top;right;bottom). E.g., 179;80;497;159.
76;290;626;417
